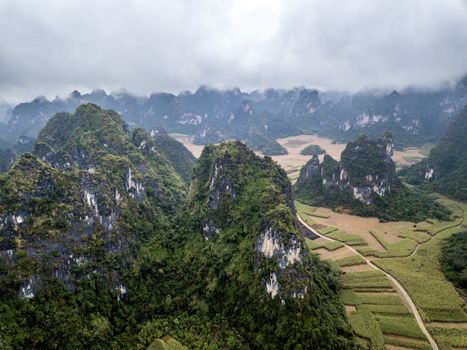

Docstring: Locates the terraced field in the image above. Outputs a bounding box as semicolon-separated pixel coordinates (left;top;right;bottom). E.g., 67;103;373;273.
297;199;467;350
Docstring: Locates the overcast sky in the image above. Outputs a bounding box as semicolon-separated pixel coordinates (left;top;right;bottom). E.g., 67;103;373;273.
1;0;467;103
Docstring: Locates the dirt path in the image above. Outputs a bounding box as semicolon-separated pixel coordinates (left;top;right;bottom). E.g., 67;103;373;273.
298;215;440;350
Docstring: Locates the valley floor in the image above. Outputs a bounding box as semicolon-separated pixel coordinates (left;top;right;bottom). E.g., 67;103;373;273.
297;198;467;350
172;133;427;184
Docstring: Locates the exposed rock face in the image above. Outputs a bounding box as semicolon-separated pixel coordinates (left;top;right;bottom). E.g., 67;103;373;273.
295;133;399;205
0;104;184;297
401;105;467;201
189;141;311;300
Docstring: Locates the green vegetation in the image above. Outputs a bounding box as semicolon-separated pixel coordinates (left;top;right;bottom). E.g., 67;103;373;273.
294;200;316;215
316;225;339;235
245;132;288;156
295;133;450;222
377;315;426;339
372;198;467;349
147;336;187;350
402;156;422;163
348;311;385;349
384;336;431;350
342;271;430;349
439;231;467;290
300;144;326;155
305;238;344;251
401;105;467;201
426;326;467;350
364;231;419;257
151;132;196;184
0;119;361;349
335;255;366;267
326;230;367;246
418;144;435;157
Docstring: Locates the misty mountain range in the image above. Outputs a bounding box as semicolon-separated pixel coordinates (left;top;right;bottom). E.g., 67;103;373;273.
1;75;467;157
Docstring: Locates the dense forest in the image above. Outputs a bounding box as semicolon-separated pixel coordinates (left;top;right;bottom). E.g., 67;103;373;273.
294;133;450;221
400;105;467;201
0;105;359;349
440;231;467;290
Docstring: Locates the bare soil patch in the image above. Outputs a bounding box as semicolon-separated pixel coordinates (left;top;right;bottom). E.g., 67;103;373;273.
427;322;467;329
393;148;425;168
385;345;418;350
310;207;428;251
170;134;206;158
345;305;357;314
356;291;399;296
384;335;431;346
341;264;374;273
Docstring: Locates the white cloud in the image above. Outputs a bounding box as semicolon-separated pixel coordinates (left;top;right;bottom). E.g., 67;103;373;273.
0;0;466;102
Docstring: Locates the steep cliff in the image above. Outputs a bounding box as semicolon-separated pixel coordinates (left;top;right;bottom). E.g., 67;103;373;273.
400;105;467;201
168;141;357;348
0;110;358;348
0;103;184;300
148;127;196;184
295;133;449;221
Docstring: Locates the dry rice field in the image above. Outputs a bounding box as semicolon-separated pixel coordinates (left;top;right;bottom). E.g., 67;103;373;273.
170;133;426;174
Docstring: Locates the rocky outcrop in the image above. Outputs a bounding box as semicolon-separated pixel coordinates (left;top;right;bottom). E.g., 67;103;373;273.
295;133;400;205
0;104;185;298
188;141;312;300
401;104;467;201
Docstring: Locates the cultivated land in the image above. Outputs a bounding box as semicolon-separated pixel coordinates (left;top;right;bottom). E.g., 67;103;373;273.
172;134;426;181
297;198;467;350
171;133;463;349
274;135;426;183
170;133;205;158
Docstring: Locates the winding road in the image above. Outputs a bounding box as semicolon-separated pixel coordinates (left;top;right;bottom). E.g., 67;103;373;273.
297;215;439;350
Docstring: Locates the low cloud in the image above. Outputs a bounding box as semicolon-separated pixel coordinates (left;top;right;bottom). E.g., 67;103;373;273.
1;0;467;102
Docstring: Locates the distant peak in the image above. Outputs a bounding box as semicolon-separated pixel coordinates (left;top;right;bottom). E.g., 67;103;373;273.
70;90;81;99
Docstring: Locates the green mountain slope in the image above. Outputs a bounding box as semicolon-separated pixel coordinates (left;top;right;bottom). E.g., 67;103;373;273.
295;133;449;221
400;105;467;201
148;128;196;184
0;104;186;348
155;141;358;348
0;106;358;349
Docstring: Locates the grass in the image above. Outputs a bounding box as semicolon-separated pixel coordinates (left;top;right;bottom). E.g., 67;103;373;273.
306;212;330;219
344;280;393;290
402;156;423;162
334;255;366;267
359;304;411;316
373;199;467;323
384;336;431;350
397;229;431;243
350;293;403;306
418;143;434;157
316;226;339;235
342;271;428;348
348;310;385;349
342;272;393;291
426;326;467;350
299;197;467;349
295;201;317;226
377;315;427;339
294;200;316;215
326;230;367;246
304;238;343;251
368;231;419;257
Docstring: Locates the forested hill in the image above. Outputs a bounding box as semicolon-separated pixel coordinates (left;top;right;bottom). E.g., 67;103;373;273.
0;105;358;349
294;133;450;221
400;104;467;201
2;77;466;155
